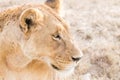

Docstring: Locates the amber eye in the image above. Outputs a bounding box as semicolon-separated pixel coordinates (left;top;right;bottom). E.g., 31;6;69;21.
52;34;61;40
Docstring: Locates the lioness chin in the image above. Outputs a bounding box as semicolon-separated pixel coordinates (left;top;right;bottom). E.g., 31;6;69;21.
0;0;83;80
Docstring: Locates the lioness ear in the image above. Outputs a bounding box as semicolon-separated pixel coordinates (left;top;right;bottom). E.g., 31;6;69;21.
19;8;44;33
45;0;62;14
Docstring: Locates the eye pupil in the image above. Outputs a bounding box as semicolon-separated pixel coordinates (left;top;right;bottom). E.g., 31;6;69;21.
55;35;61;39
52;34;61;40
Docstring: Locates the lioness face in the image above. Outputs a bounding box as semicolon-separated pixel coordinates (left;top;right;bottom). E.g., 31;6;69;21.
19;6;83;72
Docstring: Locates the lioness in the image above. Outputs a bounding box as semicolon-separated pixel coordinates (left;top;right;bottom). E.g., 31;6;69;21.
0;0;83;80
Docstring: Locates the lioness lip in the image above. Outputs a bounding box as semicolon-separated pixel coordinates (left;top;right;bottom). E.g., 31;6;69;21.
51;64;60;70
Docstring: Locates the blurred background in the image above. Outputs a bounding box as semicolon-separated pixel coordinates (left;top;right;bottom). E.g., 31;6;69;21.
0;0;120;80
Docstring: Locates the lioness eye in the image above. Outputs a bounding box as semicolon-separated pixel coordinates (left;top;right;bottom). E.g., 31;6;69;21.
52;34;61;40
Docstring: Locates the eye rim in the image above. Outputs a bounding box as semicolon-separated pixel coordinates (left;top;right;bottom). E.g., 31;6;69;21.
52;33;61;40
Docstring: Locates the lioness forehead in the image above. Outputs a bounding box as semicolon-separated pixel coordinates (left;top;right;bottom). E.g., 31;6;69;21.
39;5;69;31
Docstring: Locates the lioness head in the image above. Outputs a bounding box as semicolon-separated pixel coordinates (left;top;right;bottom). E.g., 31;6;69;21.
19;0;83;72
0;0;83;76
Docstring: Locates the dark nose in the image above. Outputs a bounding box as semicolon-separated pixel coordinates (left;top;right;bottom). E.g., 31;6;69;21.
71;56;81;62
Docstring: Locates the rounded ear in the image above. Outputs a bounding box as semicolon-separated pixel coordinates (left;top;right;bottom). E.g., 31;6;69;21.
45;0;62;14
19;8;44;33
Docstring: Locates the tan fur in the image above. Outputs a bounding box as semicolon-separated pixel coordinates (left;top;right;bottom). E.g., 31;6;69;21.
0;1;83;80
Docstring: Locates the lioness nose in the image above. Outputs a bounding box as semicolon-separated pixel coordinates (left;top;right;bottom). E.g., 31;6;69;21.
72;56;81;62
71;50;83;62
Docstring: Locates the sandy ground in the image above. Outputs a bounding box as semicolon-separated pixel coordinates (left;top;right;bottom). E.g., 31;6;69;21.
0;0;120;80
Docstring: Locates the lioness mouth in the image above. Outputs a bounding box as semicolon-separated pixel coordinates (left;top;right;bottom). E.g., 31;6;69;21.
51;64;60;70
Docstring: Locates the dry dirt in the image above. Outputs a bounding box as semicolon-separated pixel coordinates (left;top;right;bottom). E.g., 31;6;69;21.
0;0;120;80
